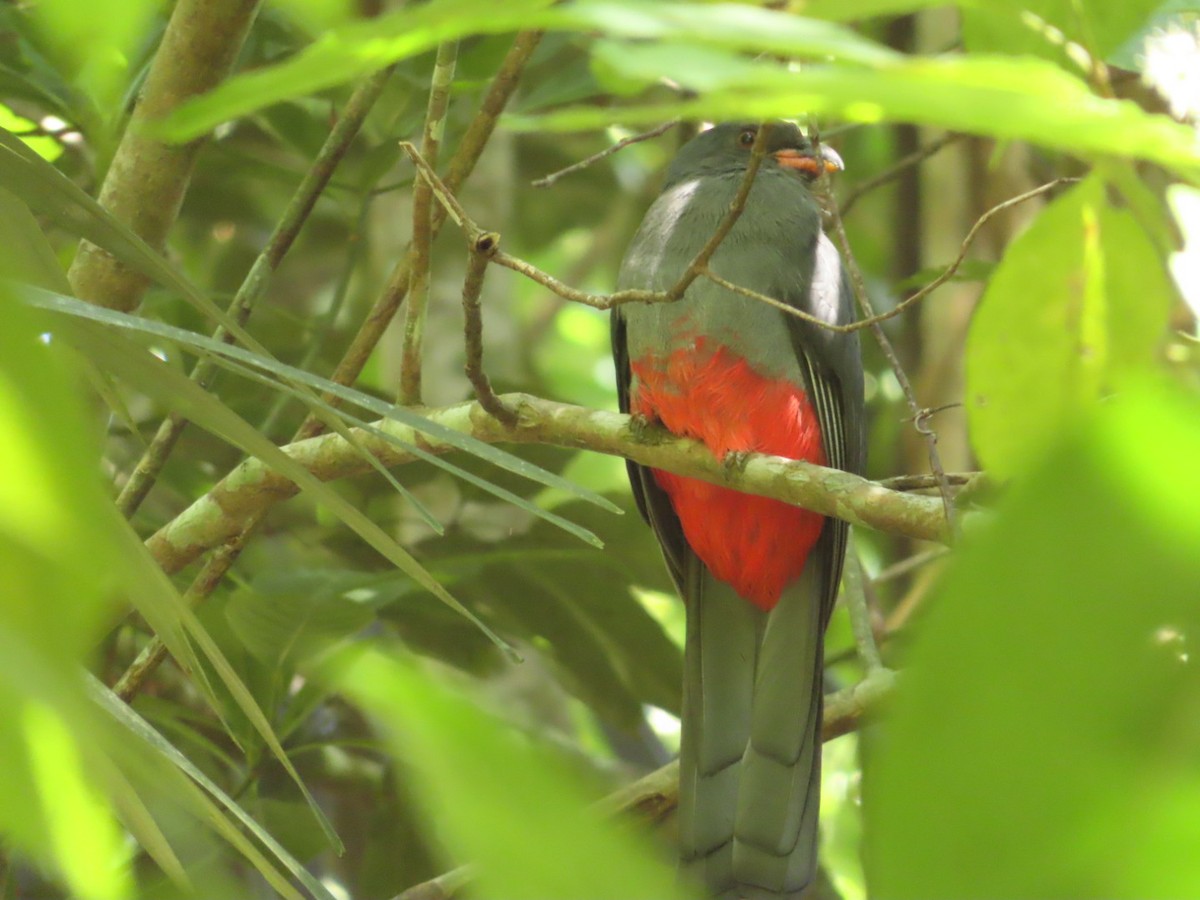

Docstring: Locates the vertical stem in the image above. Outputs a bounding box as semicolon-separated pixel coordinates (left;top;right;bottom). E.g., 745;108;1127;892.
842;533;885;672
399;40;460;405
460;233;515;424
68;0;261;312
309;30;543;435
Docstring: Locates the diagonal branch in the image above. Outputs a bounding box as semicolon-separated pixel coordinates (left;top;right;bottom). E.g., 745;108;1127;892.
144;393;955;577
531;120;680;188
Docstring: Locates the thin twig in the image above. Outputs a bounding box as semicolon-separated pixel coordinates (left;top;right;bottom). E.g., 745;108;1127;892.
872;547;949;584
840;133;962;216
400;40;459;406
818;166;960;536
402;123;777;312
112;539;241;701
115;66;396;518
855;178;1078;334
700;178;1075;334
842;533;885;672
460;232;516;424
306;31;544;440
531;120;679;188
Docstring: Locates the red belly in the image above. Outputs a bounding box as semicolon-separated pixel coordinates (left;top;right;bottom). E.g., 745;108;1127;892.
630;337;826;611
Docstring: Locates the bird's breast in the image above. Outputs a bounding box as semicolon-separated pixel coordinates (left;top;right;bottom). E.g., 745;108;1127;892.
629;336;826;609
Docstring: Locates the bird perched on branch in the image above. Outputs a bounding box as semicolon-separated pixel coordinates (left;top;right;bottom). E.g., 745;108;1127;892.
612;121;865;899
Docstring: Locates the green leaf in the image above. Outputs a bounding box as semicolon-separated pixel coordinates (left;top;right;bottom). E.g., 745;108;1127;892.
0;296;135;897
225;571;375;667
23;286;619;525
88;677;336;900
155;0;892;140
517;54;1200;181
23;0;157;111
152;0;559;140
553;2;897;65
54;314;515;656
963;0;1165;66
792;0;956;19
866;384;1200;898
965;176;1175;478
325;646;687;900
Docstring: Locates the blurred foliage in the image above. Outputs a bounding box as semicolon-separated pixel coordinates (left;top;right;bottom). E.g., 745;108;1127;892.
0;1;1198;899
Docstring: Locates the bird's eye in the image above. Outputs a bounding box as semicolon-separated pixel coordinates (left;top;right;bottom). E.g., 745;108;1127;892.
738;128;757;147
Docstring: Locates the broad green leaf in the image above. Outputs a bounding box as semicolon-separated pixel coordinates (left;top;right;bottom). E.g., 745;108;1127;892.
963;0;1164;66
0;297;132;896
155;0;892;140
24;0;158;111
791;0;956;19
325;646;687;900
965;176;1174;478
552;2;897;64
152;0;559;140
866;384;1200;898
518;54;1200;181
22;703;131;900
226;571;375;667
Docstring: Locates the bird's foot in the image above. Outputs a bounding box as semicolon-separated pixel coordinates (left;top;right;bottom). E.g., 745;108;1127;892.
722;450;751;477
629;412;661;442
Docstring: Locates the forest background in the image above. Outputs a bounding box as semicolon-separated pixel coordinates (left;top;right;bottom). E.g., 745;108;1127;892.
2;0;1200;898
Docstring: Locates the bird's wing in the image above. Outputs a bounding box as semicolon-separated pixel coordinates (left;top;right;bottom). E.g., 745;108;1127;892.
611;307;693;594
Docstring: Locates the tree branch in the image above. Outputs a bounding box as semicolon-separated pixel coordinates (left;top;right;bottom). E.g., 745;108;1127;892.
400;39;459;406
144;393;952;576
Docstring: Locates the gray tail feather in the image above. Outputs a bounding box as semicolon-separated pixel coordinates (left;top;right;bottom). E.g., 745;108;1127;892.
679;560;826;899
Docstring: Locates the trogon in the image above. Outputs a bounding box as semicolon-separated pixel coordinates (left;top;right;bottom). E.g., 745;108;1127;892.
612;121;866;899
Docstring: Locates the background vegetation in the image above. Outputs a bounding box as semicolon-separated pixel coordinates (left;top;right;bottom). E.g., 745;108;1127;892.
2;0;1199;898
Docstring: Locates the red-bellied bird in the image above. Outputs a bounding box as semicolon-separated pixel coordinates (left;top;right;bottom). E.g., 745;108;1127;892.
612;121;866;899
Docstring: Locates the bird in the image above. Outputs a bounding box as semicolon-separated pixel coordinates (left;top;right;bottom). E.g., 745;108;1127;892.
611;121;866;899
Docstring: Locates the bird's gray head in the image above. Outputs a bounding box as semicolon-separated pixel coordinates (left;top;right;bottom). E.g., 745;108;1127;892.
663;121;843;190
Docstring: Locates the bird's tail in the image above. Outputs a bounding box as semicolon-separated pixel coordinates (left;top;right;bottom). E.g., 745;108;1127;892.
678;561;826;899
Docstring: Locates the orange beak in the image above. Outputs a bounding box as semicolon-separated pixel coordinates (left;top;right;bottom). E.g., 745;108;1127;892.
772;145;844;175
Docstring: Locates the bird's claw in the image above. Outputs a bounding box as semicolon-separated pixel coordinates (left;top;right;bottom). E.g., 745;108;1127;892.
722;450;751;476
629;412;657;441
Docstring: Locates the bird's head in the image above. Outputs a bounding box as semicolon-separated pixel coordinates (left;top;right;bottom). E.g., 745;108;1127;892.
663;121;843;188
